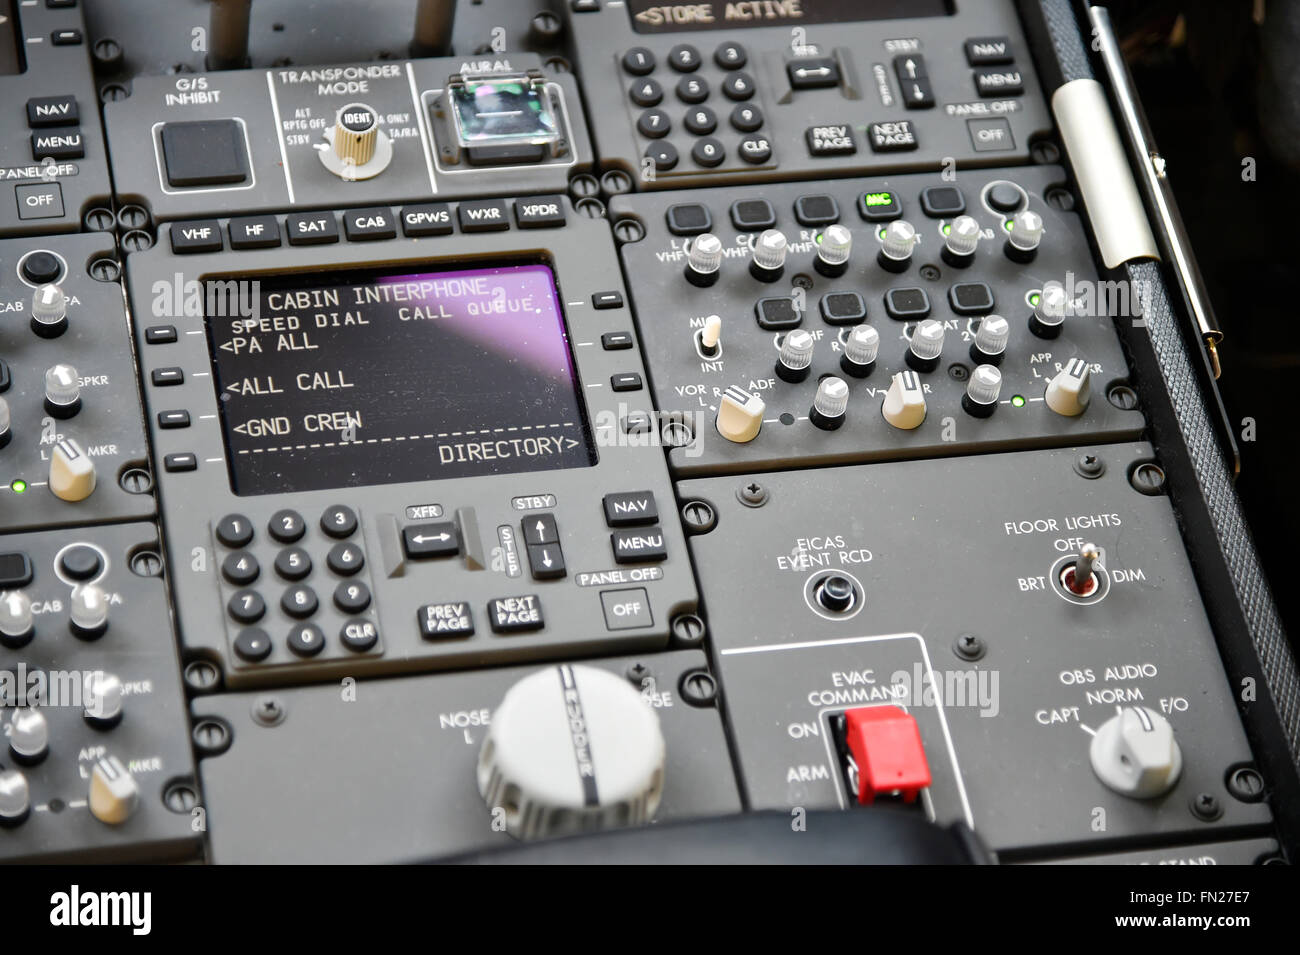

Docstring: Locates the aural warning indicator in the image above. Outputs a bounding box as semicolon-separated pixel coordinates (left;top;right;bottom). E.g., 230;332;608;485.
206;263;596;496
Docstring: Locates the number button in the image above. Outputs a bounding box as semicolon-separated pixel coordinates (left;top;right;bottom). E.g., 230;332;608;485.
320;504;358;539
691;137;726;167
274;546;313;581
730;103;764;132
629;78;663;107
684;106;717;136
644;141;679;171
233;627;273;662
227;589;266;624
621;47;656;76
222;550;260;586
268;509;306;543
676;75;709;104
668;43;701;72
722;71;755;101
281;584;319;619
327;541;365;576
216;514;254;548
287;623;326;657
334;580;372;614
636;108;671;139
714;42;747;69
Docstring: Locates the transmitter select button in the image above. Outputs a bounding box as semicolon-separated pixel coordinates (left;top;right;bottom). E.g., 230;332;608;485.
457;199;509;232
402;522;459;558
489;595;544;633
400;202;453;236
286;212;339;245
611;527;668;563
343;207;397;241
513;195;566;228
418;602;474;639
228;215;281;249
169;220;222;253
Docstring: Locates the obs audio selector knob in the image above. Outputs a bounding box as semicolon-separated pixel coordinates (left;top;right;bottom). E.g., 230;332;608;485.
477;664;666;840
320;102;393;180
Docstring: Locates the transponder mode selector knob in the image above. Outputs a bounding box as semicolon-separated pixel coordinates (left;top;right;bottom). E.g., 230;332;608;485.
477;664;666;840
320;102;393;180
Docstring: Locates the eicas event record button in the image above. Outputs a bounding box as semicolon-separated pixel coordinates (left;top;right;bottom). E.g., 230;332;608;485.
489;595;544;633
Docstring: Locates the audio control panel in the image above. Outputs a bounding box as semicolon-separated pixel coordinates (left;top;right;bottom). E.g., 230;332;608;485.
0;233;154;531
0;524;199;862
610;166;1143;475
563;0;1051;188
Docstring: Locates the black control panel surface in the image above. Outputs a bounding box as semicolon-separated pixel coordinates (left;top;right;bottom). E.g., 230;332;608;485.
0;0;1292;871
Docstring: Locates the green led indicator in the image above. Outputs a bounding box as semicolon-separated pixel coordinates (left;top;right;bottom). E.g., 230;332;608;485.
942;223;952;235
1004;219;1014;231
878;227;886;239
815;232;823;244
1011;395;1026;408
10;479;26;493
862;192;893;207
1029;292;1041;306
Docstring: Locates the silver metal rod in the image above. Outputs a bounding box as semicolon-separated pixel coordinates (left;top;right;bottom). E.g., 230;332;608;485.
208;0;253;70
412;0;457;56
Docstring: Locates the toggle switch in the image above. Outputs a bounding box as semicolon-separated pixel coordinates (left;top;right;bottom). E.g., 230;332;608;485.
877;219;917;273
43;363;81;419
685;233;723;286
0;769;30;827
70;583;109;639
89;755;139;825
1005;209;1044;262
942;214;982;267
0;396;10;449
697;314;722;357
83;671;124;727
717;384;765;443
1029;283;1068;339
1090;706;1183;799
320;102;392;180
1062;542;1102;596
809;376;849;430
815;224;852;277
31;283;68;338
9;709;49;765
775;329;815;382
1045;358;1091;416
882;371;926;430
750;229;787;281
841;705;932;805
840;324;879;378
906;318;945;373
970;314;1010;365
49;438;96;502
0;590;34;649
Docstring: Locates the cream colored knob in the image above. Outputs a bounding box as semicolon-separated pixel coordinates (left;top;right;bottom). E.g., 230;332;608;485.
89;756;139;825
333;103;379;166
49;438;96;502
882;371;927;430
717;384;765;444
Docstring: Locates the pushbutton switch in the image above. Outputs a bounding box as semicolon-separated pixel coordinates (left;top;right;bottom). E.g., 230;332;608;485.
842;705;931;805
160;120;250;187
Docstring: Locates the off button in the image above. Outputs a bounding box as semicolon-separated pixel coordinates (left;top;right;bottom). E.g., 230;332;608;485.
967;118;1014;152
601;588;653;630
15;183;64;219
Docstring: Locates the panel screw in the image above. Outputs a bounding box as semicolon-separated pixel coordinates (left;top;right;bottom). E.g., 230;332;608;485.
1130;461;1166;495
669;613;706;647
1107;383;1139;410
680;500;716;533
119;467;153;493
737;481;768;507
92;38;123;67
129;549;163;577
947;363;969;382
117;204;150;230
162;780;199;813
84;208;116;232
919;264;941;282
601;169;634;196
679;669;718;707
1226;766;1266;802
575;197;606;219
1074;453;1105;479
625;662;652;687
88;258;121;282
252;696;286;727
568;173;600;198
613;217;645;242
1189;792;1223;821
954;633;986;661
192;718;232;755
120;229;154;253
99;83;129;103
183;660;221;692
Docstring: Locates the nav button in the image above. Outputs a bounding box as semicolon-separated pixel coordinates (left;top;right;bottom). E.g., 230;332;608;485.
601;588;653;630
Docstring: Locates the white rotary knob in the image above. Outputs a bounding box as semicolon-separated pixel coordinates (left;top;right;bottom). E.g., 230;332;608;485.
320;102;393;180
477;664;666;840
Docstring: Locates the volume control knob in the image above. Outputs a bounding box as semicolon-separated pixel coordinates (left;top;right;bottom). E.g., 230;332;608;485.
750;229;787;281
0;590;35;649
9;709;49;764
1005;209;1045;262
943;215;982;266
44;363;81;418
0;769;30;827
31;284;68;338
321;102;393;180
809;376;849;430
815;224;852;277
83;671;124;727
477;664;666;840
70;583;110;638
685;233;723;286
0;397;11;449
775;329;814;382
